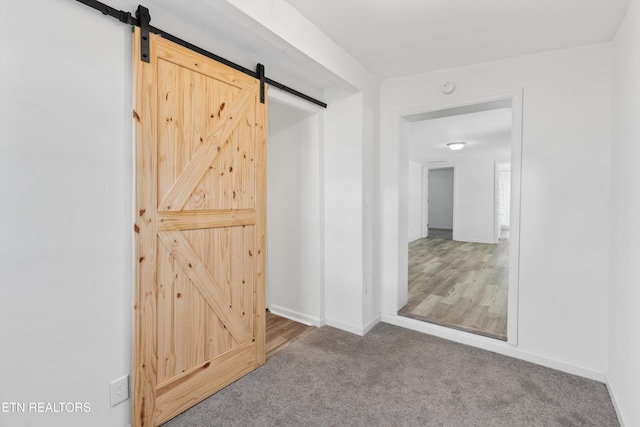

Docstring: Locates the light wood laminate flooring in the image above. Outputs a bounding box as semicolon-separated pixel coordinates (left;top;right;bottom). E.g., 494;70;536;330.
400;233;508;340
266;311;314;359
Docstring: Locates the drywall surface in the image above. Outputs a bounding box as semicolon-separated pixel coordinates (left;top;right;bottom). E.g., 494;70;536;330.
0;1;133;426
609;2;640;426
427;168;454;230
362;87;381;332
452;158;496;243
267;100;323;324
380;43;612;376
323;92;365;333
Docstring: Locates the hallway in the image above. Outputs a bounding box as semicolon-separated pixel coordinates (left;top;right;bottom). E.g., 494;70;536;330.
400;235;508;340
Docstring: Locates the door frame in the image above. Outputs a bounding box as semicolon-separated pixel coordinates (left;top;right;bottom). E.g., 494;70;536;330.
387;89;523;347
421;165;429;238
423;165;455;240
494;162;500;244
495;162;512;243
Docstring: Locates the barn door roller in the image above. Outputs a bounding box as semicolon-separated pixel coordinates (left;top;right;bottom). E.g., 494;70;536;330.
256;63;265;104
136;5;150;63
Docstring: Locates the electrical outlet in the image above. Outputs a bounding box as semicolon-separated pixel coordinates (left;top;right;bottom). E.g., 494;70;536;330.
110;375;129;407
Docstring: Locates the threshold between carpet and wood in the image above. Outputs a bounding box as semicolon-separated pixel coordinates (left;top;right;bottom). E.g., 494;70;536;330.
266;310;314;359
162;322;618;427
401;229;509;340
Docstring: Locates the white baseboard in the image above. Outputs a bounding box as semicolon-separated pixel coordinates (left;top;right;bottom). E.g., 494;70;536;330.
363;314;381;334
453;236;497;244
325;318;367;336
606;377;627;427
380;314;606;382
269;305;324;327
323;315;381;336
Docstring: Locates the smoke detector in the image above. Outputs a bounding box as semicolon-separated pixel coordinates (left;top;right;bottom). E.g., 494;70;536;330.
441;81;456;94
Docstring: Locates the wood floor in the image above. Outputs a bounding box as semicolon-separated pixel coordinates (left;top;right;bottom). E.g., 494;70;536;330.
399;231;508;340
266;311;315;359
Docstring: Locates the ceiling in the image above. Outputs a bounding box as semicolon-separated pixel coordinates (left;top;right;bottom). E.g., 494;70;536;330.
139;0;629;104
282;0;626;164
408;108;512;164
286;0;630;79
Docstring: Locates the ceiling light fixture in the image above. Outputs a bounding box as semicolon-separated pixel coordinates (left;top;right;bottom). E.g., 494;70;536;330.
447;141;466;151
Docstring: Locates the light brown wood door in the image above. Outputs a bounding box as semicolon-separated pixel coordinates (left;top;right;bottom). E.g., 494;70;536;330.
132;28;267;427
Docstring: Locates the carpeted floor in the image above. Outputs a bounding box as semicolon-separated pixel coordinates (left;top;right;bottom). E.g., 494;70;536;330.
162;323;619;427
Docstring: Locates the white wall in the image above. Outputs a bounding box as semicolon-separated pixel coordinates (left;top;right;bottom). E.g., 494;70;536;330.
453;158;496;243
0;1;133;426
380;43;612;378
362;86;380;333
267;99;323;325
609;1;640;426
396;119;411;310
323;91;364;333
427;168;454;230
407;161;423;241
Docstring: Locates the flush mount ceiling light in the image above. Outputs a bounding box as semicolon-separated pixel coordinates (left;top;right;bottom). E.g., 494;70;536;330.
447;141;466;151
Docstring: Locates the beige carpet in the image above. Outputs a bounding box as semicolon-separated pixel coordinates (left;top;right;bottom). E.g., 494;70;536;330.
162;323;619;426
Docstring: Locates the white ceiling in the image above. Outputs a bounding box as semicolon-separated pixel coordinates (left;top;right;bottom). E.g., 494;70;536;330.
408;108;512;164
138;0;629;104
286;0;630;79
278;1;627;165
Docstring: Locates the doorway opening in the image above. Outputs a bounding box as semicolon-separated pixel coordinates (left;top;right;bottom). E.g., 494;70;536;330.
426;166;454;240
265;90;324;330
398;95;521;342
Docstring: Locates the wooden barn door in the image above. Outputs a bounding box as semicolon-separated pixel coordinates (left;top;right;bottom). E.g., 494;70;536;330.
132;28;267;426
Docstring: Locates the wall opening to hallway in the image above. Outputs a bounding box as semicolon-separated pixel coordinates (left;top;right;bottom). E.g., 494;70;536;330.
398;94;522;343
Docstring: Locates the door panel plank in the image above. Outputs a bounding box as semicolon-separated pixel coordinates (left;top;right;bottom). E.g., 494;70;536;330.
242;225;255;330
157;209;256;231
132;27;159;427
173;263;191;377
155;40;259;91
254;97;267;365
157;241;176;383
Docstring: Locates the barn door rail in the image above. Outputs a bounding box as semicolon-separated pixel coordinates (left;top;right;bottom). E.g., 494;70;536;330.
75;0;327;108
